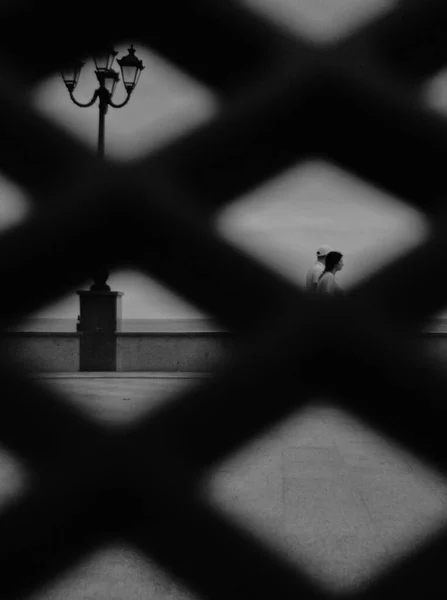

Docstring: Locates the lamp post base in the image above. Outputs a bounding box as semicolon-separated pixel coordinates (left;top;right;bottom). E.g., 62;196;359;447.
77;290;123;371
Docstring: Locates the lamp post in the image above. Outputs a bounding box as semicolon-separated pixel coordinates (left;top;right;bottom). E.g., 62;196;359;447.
61;45;145;291
61;46;144;371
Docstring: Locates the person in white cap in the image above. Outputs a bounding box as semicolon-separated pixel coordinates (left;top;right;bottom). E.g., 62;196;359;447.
305;245;333;292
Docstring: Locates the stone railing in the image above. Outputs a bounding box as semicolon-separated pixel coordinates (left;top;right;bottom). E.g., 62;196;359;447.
1;330;233;372
1;329;447;373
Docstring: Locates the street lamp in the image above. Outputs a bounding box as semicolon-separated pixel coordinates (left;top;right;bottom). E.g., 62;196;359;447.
61;45;145;290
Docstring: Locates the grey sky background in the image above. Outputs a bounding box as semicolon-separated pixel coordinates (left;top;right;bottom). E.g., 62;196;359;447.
0;0;443;319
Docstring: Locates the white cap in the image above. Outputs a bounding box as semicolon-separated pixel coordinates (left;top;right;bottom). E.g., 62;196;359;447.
316;245;333;257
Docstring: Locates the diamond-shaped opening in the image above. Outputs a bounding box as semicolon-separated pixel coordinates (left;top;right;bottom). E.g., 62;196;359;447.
238;0;397;42
425;67;447;117
6;268;220;423
0;173;31;231
383;70;447;329
425;71;447;337
206;401;447;592
216;160;429;294
0;442;29;510
30;543;198;600
45;374;207;429
32;41;217;162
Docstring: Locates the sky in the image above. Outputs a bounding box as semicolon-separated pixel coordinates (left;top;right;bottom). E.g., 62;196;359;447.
0;0;443;320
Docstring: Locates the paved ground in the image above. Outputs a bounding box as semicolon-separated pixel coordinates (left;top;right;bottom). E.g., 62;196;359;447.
4;373;447;598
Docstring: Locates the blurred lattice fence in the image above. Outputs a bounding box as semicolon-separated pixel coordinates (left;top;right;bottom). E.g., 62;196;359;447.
0;0;447;598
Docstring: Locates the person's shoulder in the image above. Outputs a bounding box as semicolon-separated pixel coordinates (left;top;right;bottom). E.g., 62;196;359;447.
310;262;323;273
307;263;318;276
317;272;329;286
317;272;334;292
319;271;332;280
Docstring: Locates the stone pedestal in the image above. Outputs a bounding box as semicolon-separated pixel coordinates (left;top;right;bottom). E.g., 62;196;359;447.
77;291;123;371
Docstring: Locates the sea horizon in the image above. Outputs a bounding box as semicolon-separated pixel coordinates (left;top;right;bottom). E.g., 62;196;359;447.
6;315;447;333
7;317;227;333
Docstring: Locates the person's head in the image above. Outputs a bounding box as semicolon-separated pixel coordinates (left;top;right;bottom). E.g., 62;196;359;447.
324;251;343;273
316;245;333;264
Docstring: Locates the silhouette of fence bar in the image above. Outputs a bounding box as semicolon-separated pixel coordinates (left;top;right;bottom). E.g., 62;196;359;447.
0;0;447;598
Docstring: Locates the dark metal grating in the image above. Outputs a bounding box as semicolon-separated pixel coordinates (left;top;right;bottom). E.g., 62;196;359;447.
0;0;446;597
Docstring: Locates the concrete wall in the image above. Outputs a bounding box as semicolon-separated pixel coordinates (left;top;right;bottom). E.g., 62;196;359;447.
3;330;447;372
116;333;232;372
1;331;233;372
2;332;80;372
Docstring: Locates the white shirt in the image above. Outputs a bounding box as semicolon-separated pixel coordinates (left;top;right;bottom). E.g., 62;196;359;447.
317;271;342;296
306;262;324;292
